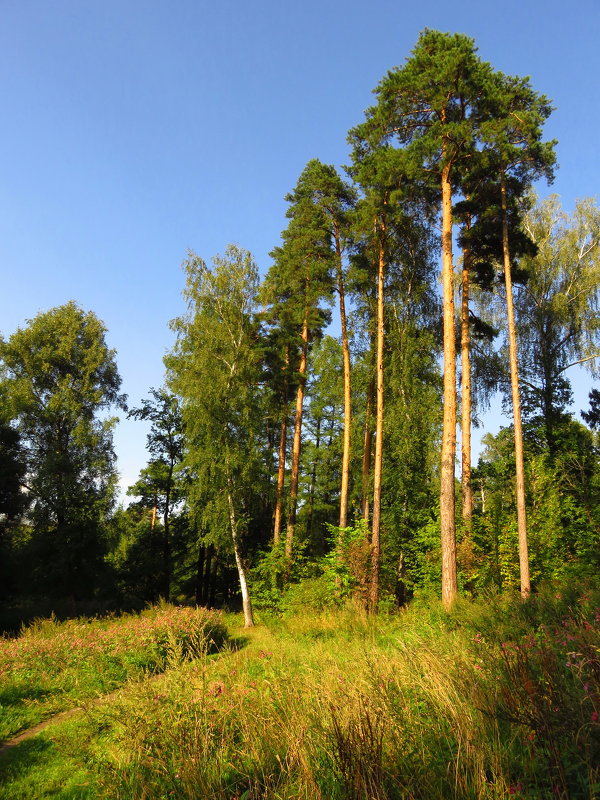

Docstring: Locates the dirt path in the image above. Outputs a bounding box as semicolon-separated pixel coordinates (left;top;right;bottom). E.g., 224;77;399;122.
0;706;85;755
0;684;134;756
0;635;250;757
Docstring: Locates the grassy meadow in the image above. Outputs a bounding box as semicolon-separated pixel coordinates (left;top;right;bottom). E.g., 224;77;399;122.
0;585;599;799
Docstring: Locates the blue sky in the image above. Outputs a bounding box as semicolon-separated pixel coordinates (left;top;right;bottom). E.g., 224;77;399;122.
1;0;598;496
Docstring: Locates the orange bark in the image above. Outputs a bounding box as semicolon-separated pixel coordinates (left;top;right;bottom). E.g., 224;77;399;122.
285;310;309;564
500;172;530;598
370;219;385;612
440;151;458;610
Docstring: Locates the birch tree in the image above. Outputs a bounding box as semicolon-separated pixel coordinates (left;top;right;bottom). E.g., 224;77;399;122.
168;246;264;627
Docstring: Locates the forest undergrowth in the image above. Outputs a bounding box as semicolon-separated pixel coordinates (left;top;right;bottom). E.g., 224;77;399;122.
0;583;599;800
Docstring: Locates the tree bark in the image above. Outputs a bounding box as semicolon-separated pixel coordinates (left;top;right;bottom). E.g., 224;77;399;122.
334;220;352;530
370;218;385;613
500;172;530;598
208;547;217;607
306;417;321;542
273;345;290;546
195;544;205;605
461;232;474;530
226;476;254;627
273;416;287;546
285;307;309;564
440;150;458;610
361;376;374;523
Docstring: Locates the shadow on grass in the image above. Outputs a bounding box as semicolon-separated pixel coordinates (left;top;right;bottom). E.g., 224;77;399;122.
0;734;96;799
0;686;58;744
0;684;52;708
0;734;53;774
226;635;250;652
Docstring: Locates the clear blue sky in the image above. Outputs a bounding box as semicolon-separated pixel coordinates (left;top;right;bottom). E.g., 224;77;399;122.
1;0;598;496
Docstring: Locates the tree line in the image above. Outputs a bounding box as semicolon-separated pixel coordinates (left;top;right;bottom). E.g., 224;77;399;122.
1;31;599;626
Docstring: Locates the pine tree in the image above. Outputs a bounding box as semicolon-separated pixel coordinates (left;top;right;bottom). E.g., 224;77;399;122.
261;170;334;569
352;30;496;607
476;74;555;596
285;160;357;529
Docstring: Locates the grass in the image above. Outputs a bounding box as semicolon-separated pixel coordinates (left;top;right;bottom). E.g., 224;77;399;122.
0;603;227;741
0;584;599;799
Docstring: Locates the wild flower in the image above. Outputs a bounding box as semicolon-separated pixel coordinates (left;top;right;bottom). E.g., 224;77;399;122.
207;681;225;697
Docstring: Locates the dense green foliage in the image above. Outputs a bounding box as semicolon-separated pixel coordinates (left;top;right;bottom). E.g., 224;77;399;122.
0;302;125;603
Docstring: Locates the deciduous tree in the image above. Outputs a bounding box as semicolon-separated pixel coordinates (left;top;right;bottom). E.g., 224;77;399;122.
128;388;184;600
0;302;124;599
168;246;264;627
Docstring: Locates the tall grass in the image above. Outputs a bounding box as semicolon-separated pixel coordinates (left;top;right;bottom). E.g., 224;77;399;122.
93;584;600;799
0;604;227;740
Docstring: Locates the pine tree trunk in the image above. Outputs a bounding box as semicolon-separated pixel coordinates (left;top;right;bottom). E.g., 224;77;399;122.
285;309;309;564
226;475;254;627
370;219;385;613
500;172;530;599
461;234;473;530
203;545;213;605
335;221;352;530
306;417;321;542
440;152;458;610
273;345;290;546
361;376;374;523
150;501;157;600
273;415;287;546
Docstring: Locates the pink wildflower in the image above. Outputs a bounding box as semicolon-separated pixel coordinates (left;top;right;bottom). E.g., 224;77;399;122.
207;681;225;697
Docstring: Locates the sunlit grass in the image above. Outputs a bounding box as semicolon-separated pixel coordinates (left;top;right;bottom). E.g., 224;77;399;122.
0;586;598;799
93;585;600;799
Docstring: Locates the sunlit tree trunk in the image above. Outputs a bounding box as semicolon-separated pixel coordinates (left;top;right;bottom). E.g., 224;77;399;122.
361;378;374;524
440;150;458;610
306;418;321;541
273;416;287;546
334;221;352;530
226;474;254;627
273;346;290;546
461;226;474;530
162;470;172;601
286;305;309;564
500;172;530;598
370;219;385;612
